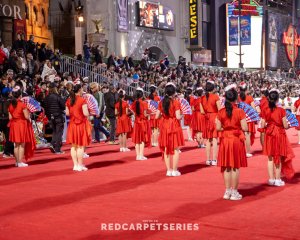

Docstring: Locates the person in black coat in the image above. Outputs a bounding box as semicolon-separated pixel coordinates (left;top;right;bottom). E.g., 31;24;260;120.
104;84;118;144
26;35;37;60
107;53;116;69
44;83;66;153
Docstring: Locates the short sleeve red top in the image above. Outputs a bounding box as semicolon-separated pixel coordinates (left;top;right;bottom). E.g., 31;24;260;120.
201;94;219;113
217;106;246;130
66;96;87;123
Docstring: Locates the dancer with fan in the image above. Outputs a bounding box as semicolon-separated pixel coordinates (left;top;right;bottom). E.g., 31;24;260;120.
216;84;248;200
156;82;184;177
258;89;269;146
261;89;295;186
148;85;160;147
238;82;257;157
8;86;36;167
66;83;91;171
115;89;132;152
183;88;193;141
131;88;150;160
201;81;221;166
190;87;206;148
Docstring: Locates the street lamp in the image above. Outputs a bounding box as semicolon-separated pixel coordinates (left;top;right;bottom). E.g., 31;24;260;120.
78;16;84;23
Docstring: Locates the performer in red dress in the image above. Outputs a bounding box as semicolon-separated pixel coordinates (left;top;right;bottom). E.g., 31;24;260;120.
258;89;269;146
183;88;193;141
190;87;206;147
238;82;256;157
8;86;36;167
148;85;160;147
115;89;132;152
131;88;150;160
201;81;221;166
216;84;248;200
293;94;300;144
156;82;184;177
261;89;295;186
66;83;91;171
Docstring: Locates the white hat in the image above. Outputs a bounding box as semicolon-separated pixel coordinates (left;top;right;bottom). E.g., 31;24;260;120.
136;87;144;92
224;84;237;92
166;82;176;88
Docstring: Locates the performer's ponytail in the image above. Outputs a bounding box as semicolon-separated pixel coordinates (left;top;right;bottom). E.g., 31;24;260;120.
205;82;214;100
118;91;124;116
224;88;238;118
135;90;143;116
149;86;156;100
268;91;279;112
239;88;246;101
11;87;22;108
163;84;176;116
70;84;82;106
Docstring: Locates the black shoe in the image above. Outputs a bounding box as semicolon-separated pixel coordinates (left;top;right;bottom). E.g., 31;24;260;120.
49;146;56;153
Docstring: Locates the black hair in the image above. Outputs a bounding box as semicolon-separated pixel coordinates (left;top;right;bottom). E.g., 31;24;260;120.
205;82;214;100
184;88;192;104
118;91;125;116
239;87;246;101
262;89;269;97
70;84;82;106
162;85;176;116
11;90;22;108
135;90;144;116
224;89;238;118
149;86;156;100
195;88;203;97
268;91;279;111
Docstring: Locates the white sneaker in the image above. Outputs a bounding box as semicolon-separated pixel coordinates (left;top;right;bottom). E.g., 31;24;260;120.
83;153;89;158
172;170;181;177
223;189;231;200
123;148;131;152
200;144;206;148
206;160;212;166
211;160;217;166
166;170;173;176
120;148;124;152
178;150;182;153
274;179;285;187
73;165;79;171
77;165;88;171
16;162;28;167
230;190;242;200
246;153;253;158
136;156;147;161
188;138;193;142
298;142;300;145
268;179;275;186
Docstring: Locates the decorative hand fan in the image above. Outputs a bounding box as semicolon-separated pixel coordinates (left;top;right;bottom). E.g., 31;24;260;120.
82;93;100;116
254;100;260;107
147;100;158;114
220;97;225;109
21;96;41;113
179;98;192;115
286;110;299;127
238;102;260;123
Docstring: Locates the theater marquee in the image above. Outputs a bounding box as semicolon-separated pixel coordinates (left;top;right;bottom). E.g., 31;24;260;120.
189;0;199;46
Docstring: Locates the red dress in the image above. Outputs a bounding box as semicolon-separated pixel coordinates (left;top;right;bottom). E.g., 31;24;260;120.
258;96;268;133
148;95;160;129
8;100;36;160
294;99;300;131
115;100;132;135
131;99;151;145
201;93;220;139
262;107;295;179
158;99;184;155
190;97;206;136
217;105;247;171
239;95;256;145
66;96;91;146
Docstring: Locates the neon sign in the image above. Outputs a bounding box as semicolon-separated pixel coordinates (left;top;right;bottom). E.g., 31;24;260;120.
189;0;198;46
282;25;300;63
227;0;263;17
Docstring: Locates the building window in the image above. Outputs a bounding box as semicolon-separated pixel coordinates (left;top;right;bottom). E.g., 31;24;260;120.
41;9;46;25
25;4;29;20
33;6;38;22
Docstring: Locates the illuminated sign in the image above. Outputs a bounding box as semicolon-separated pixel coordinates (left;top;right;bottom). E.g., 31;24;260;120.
189;0;198;46
227;0;263;17
282;25;300;62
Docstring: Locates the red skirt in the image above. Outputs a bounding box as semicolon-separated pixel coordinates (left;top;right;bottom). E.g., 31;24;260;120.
149;115;159;129
9;119;36;160
159;118;184;155
132;118;151;145
203;113;218;139
116;115;132;135
184;114;192;126
263;125;295;179
191;112;206;135
247;122;256;145
296;116;300;130
67;119;91;147
218;130;247;171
